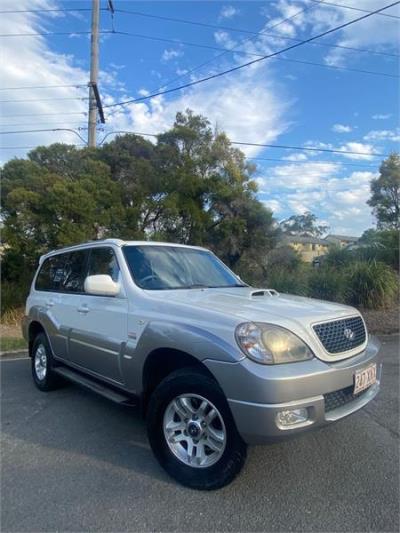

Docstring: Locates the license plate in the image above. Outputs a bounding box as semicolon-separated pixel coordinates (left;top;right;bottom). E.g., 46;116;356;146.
354;364;377;395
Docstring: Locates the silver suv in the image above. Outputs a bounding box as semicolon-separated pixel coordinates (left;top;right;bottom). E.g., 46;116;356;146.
23;239;381;489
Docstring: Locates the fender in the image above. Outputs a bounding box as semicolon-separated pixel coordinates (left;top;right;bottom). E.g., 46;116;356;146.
122;320;245;393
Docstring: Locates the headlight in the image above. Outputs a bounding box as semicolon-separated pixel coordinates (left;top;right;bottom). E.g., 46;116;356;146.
235;322;314;364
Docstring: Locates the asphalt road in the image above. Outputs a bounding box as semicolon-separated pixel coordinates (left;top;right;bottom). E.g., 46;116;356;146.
1;336;399;532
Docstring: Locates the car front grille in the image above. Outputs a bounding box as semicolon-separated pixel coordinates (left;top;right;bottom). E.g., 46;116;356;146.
313;316;366;354
324;385;370;413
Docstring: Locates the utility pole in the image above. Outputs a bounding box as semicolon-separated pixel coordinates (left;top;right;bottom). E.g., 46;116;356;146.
88;0;100;147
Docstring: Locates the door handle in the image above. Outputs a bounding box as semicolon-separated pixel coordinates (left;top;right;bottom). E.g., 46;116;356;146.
77;305;89;314
45;299;55;308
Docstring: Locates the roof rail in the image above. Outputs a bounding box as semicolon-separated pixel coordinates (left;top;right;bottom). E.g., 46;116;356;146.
40;238;126;260
83;238;125;246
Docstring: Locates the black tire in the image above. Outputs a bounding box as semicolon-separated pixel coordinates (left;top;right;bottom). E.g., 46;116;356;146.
31;332;63;391
146;367;247;490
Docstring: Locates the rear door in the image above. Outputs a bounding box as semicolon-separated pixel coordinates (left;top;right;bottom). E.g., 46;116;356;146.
34;250;89;359
68;247;128;384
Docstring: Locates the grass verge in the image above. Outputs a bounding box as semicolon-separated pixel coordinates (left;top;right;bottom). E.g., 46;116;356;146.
1;337;28;352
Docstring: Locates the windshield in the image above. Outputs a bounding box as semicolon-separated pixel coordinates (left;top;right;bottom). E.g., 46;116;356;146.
123;245;246;290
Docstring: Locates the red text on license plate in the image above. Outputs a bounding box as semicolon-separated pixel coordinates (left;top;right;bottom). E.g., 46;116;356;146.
354;364;377;395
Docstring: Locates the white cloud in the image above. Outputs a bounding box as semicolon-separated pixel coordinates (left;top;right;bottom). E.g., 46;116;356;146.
257;161;341;190
257;163;378;234
338;142;378;160
219;5;239;19
364;129;400;142
332;124;352;133
0;0;133;163
284;153;308;161
161;48;184;62
305;140;379;161
214;30;237;50
372;113;392;120
317;1;400;67
260;0;399;69
262;199;283;213
0;0;292;165
0;0;90;163
109;76;291;158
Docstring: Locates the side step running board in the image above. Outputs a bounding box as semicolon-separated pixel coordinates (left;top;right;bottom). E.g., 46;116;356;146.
54;366;137;407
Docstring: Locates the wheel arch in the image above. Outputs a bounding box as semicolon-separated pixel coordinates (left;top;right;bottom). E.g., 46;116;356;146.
27;321;46;357
142;347;219;413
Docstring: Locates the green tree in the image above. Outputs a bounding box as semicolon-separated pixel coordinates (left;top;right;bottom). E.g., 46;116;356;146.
1;111;278;292
1;145;123;283
280;211;329;237
368;153;400;229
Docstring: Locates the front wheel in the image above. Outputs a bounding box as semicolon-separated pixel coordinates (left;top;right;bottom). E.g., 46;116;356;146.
146;368;247;490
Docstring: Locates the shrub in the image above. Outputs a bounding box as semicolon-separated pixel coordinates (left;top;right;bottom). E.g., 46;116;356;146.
323;246;354;268
266;266;310;296
266;245;302;272
1;281;29;317
308;268;346;303
357;230;399;271
344;261;399;309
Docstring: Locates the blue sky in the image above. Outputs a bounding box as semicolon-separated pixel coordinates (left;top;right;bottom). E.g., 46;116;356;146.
1;0;399;235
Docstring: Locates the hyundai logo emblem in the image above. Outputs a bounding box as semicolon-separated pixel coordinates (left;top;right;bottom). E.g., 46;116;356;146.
344;328;355;341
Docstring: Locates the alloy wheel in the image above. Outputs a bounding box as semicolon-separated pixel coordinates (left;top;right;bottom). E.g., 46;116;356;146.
163;393;226;468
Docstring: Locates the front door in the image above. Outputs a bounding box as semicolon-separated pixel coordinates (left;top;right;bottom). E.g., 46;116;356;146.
67;247;127;384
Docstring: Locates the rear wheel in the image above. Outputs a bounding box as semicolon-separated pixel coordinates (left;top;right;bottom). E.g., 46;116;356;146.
31;333;63;391
147;368;247;490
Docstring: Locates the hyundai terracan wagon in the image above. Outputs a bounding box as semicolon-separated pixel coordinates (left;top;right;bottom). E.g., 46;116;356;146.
23;239;381;489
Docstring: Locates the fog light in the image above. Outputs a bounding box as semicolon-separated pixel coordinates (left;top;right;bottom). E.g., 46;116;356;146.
276;408;308;428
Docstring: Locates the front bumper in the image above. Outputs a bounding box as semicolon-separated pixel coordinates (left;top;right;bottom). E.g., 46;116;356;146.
205;336;382;444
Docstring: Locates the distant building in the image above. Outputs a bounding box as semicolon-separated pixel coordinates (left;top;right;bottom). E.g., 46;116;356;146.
325;234;359;248
283;235;330;263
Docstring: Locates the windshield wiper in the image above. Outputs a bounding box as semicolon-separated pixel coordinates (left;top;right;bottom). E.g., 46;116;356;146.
183;283;247;289
207;283;247;288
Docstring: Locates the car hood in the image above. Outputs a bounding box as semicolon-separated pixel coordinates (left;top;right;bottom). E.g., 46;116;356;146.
147;286;358;324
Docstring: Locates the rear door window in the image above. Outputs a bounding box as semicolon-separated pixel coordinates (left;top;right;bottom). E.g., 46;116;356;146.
35;254;67;291
63;251;89;292
35;250;88;293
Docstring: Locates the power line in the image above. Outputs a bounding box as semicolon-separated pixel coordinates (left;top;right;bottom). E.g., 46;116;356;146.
309;0;400;19
0;84;87;91
275;56;397;78
0;147;382;169
0;130;385;163
1;1;396;19
149;2;315;96
0;128;88;144
0;144;86;150
112;30;398;79
0;96;89;103
1;112;86;118
0;122;89;128
104;1;400;110
247;157;379;169
0;30;94;37
97;130;388;158
232;140;387;157
0;8;103;14
114;9;398;58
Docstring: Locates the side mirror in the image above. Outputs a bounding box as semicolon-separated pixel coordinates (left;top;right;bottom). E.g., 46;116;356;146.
84;275;120;297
